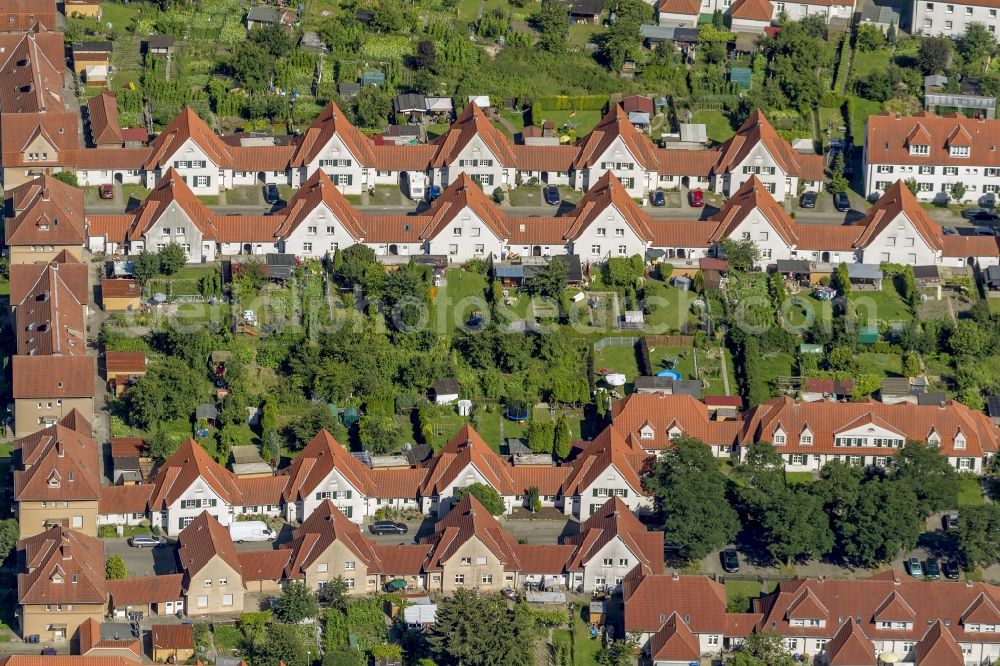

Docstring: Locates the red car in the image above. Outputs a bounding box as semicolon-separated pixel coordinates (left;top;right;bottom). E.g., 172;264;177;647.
689;189;704;207
98;184;114;200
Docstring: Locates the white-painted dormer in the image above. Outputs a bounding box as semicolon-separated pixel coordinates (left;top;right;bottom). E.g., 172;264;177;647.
640;424;654;440
799;426;813;446
954;429;966;450
667;426;683;441
773;427;787;446
927;428;941;447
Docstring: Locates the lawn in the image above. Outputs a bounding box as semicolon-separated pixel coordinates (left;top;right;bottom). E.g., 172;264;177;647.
988;297;1000;314
431;268;488;336
421;406;584;451
958;478;984;506
786;471;815;485
509;185;541;207
690;109;735;143
212;624;243;653
725;580;761;611
100;1;141;28
855;352;903;377
538;109;603;139
852;283;913;325
757;351;796;386
0;278;8;297
594;341;640;383
568;22;605;47
642;280;699;333
571;603;602;665
846;96;882;145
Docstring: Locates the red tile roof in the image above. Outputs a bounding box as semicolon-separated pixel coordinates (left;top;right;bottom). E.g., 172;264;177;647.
611;393;743;450
14;260;88;357
739;396;1000;457
621;95;654;115
915;619;964;666
623;569;728;634
714;109;816;179
151;623;194;650
5;175;86;247
852;180;942;251
281;429;376;500
708;175;799;246
826;618;877;666
237;549;291;581
98;484;153;514
12;355;96;398
560;427;649;496
9;257;87;309
87;91;123;146
649;613;701;662
107;574;184;606
144;107;234;170
177;511;243;579
656;0;701;14
0;29;64;112
100;280;141;301
866;113;1000;168
0;0;57;30
573;105;662;171
423;494;521;571
284;500;382;577
372;544;433;575
14;421;100;503
277;169;365;241
0;111;79;167
17;525;106;605
370;467;428;498
564;172;655;242
431;103;516;168
77;618;142;660
290;100;377;168
564;497;663;572
148;439;244;510
234;475;287;505
418;174;511;242
418;425;517;496
510;544;576;574
656;148;719;176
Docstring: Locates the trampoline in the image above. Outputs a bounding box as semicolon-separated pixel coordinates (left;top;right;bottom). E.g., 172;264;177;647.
505;401;530;421
656;369;682;380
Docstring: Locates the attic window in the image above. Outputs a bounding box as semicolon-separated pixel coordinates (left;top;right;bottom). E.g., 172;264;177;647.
16;58;26;67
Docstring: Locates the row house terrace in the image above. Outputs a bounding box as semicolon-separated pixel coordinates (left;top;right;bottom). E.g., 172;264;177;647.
609;392;999;472
71;101;823;200
4;174;87;264
864;112;1000;204
164;493;662;604
624;567;1000;665
657;0;853;28
97;423;653;536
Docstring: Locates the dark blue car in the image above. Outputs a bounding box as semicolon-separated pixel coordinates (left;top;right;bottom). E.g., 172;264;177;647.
650;191;665;207
544;185;560;205
427;185;442;203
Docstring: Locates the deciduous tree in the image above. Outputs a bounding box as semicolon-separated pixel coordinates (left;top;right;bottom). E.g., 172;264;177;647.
105;555;127;580
276;581;319;623
453;483;506;516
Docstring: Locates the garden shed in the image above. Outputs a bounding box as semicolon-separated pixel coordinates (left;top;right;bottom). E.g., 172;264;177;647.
847;263;883;290
730;67;752;91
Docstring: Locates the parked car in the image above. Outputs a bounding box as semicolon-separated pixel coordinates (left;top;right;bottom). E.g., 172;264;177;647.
689;189;704;207
650;191;666;207
128;535;163;548
263;183;280;204
943;559;961;580
98;184;114;200
941;226;958;236
370;520;408;535
799;191;817;209
40;648;57;656
834;192;851;212
427;185;442;203
962;207;991;219
969;211;1000;223
907;556;924;577
544;185;560;206
720;549;740;573
943;511;959;530
924;557;941;580
975;227;998;236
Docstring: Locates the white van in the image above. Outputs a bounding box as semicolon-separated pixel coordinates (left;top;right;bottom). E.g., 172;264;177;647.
228;520;276;543
403;171;425;201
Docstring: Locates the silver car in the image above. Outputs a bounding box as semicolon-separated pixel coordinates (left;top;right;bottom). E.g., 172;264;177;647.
128;535;163;548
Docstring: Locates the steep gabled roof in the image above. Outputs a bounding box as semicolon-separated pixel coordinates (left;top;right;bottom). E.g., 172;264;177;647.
430;102;516;168
17;525;106;605
144;107;233;169
290;100;377;167
128;167;217;240
0;29;63;112
276;169;366;241
714;109;817;179
560;426;648;496
564;497;663;572
418;424;516;496
5;175;87;247
148;439;244;510
563;172;654;242
872;589;917;622
649;612;701;663
962;592;1000;625
281;429;377;500
826;618;876;666
915;620;964;666
87;91;123;146
14;259;88;357
284;500;382;577
423;494;521;570
729;0;774;21
418;173;511;241
851;180;943;251
14;420;100;502
622;569;729;634
786;587;829;620
708;175;798;245
572;105;661;171
177;511;242;579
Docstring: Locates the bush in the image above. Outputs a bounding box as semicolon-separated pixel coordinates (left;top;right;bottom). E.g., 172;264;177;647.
98;525;119;538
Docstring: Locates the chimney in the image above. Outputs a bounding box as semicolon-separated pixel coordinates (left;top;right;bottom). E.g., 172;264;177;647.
60;537;71;560
41;187;49;201
56;441;64;457
893;575;901;585
671;571;679;581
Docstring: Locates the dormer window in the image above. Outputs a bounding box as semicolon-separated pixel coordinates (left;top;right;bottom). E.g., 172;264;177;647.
668;427;682;440
955;433;966;450
909;144;929;156
928;432;941;447
950;146;970;158
800;429;813;445
640;426;654;439
773;429;786;445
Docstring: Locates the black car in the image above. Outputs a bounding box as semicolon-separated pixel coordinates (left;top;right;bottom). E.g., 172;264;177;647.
969;211;1000;223
263;183;280;204
924;557;941;580
834;192;851;212
799;191;817;209
370;520;408;535
962;207;990;219
543;185;560;206
943;559;961;580
720;549;740;573
650;191;666;207
41;648;57;656
943;511;959;530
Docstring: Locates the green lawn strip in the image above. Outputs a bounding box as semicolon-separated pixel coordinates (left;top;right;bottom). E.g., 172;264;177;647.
786;471;815;486
571;603;602;665
538;109;603;139
212;624;243;653
642;280;698;332
856;352;903;377
958;478;984;506
690;110;736;142
757;351;796;386
432;268;488;337
852;282;913;326
725;580;761;610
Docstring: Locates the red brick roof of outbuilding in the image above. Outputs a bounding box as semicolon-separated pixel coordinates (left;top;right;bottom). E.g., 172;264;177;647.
151;623;195;650
107;574;184;606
